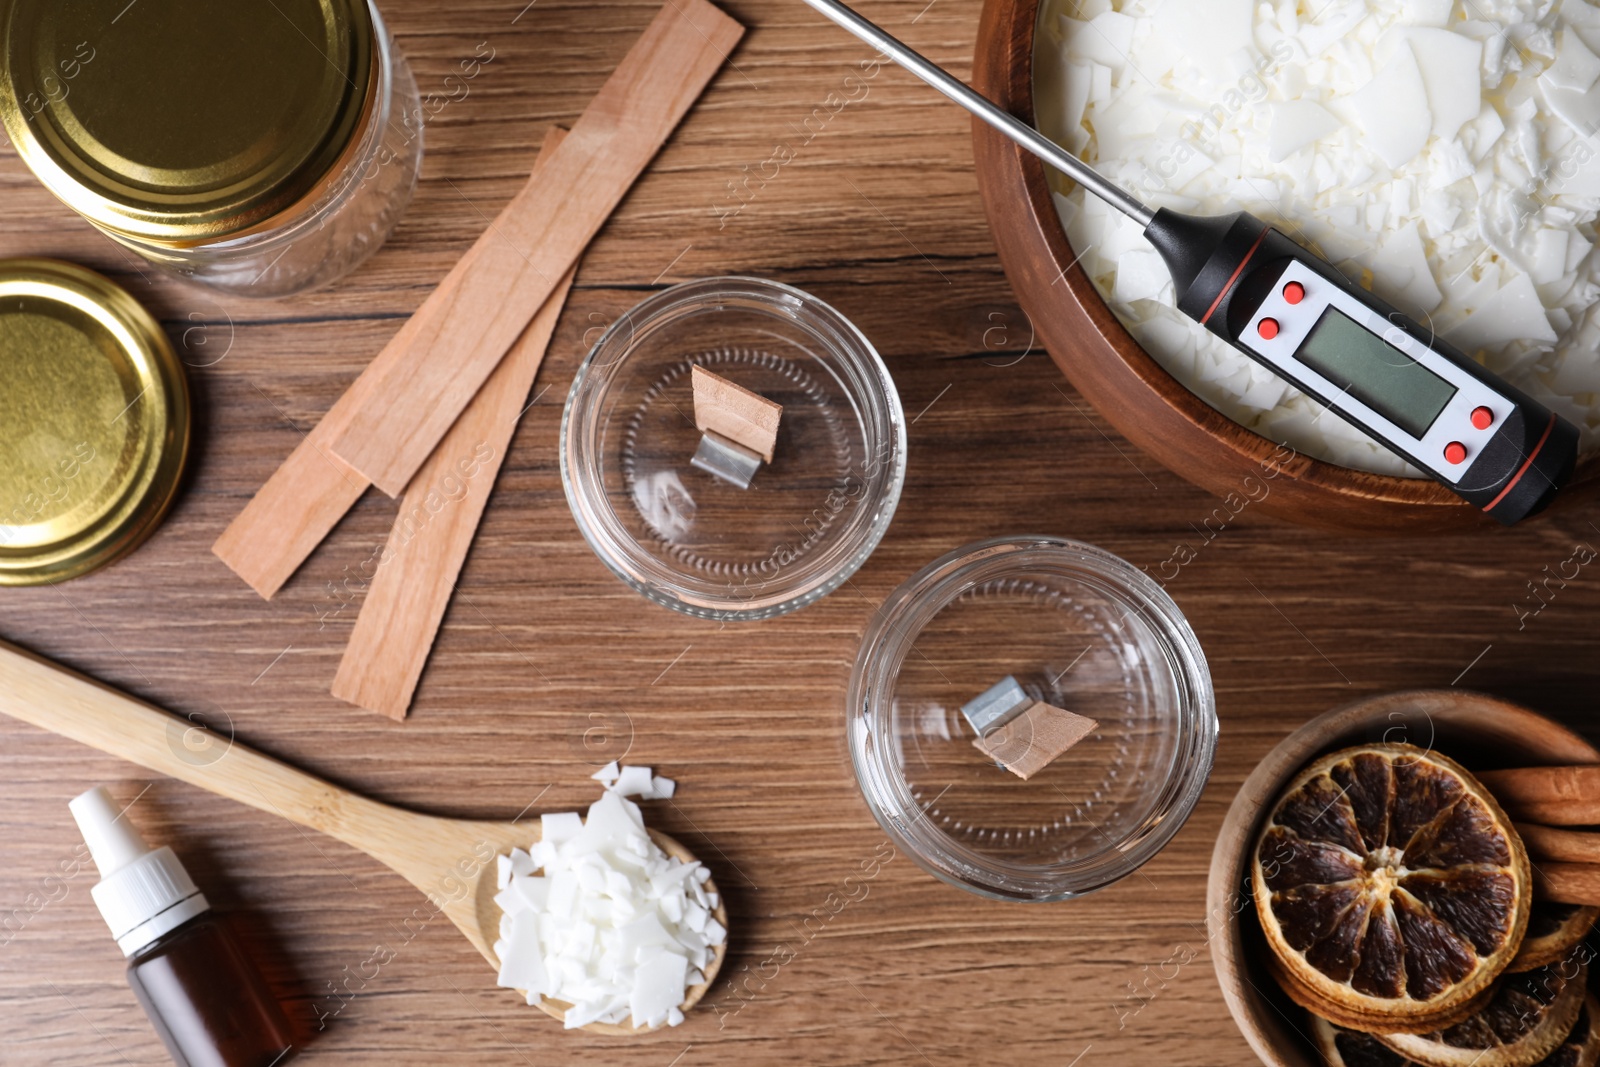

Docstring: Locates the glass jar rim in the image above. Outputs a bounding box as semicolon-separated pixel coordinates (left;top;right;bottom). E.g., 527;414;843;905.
848;535;1218;901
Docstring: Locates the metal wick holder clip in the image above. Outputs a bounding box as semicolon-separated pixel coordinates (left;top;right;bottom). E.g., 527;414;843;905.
961;676;1099;781
689;364;782;490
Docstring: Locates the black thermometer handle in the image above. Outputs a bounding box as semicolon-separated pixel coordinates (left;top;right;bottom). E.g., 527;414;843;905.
1145;210;1579;526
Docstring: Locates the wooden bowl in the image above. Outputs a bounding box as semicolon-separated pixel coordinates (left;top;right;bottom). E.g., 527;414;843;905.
970;0;1600;533
1206;690;1600;1067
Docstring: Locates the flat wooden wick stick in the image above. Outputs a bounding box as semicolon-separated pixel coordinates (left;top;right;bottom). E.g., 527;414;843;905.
211;126;573;599
973;701;1098;781
690;365;782;463
331;266;577;720
210;428;370;600
327;0;745;497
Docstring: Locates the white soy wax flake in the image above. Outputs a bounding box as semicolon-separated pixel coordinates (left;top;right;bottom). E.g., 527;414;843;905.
493;767;715;1029
496;853;513;890
494;884;527;917
1407;28;1483;142
497;911;546;992
614;765;654;798
630;952;688;1029
541;812;582;845
590;760;621;784
513;875;550;912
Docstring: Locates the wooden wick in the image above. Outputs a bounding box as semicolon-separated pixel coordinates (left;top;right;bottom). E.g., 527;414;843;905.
691;365;782;463
972;701;1098;781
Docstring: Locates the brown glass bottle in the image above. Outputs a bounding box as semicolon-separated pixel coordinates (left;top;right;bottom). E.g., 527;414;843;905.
127;914;296;1067
69;787;295;1067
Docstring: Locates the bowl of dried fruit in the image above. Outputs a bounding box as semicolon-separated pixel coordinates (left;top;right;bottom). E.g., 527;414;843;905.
1209;690;1600;1067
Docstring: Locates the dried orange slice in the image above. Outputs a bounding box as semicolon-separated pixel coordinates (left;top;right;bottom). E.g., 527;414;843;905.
1311;995;1600;1067
1510;902;1600;973
1254;744;1530;1025
1379;960;1587;1067
1311;1014;1413;1066
1541;994;1600;1067
1268;947;1495;1035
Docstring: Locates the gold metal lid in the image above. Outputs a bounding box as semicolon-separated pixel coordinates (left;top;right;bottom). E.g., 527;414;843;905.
0;259;190;585
0;0;374;243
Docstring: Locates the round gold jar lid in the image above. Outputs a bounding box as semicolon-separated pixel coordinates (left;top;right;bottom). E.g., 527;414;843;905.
0;0;374;243
0;259;190;585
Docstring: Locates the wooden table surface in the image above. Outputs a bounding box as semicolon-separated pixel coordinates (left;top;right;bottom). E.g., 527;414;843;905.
3;2;1598;1065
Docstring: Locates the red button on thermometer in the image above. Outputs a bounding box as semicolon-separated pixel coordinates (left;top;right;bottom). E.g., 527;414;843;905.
799;0;1580;525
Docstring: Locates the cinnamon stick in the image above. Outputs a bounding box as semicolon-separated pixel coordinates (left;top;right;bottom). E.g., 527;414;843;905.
1533;863;1600;907
1479;767;1600;826
1517;823;1600;865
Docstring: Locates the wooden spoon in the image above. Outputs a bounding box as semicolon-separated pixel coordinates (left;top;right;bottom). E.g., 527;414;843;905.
0;640;727;1035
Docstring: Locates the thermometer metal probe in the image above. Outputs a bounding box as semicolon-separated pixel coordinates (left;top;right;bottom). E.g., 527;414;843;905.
799;0;1580;525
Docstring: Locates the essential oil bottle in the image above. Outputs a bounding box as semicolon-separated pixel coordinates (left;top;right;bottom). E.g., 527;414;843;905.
69;787;296;1067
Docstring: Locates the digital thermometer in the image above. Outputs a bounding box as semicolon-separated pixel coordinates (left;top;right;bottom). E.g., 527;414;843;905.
800;0;1580;525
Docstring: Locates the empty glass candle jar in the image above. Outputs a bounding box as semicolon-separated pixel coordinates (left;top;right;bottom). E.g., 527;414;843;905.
849;537;1217;901
563;277;907;620
0;0;424;297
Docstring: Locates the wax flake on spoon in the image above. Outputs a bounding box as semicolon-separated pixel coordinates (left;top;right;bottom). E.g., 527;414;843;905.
492;766;724;1030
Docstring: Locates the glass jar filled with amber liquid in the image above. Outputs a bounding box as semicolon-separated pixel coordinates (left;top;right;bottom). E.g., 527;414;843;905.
0;0;424;298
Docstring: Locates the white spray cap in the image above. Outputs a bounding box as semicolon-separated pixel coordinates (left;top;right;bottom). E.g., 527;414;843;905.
69;787;209;957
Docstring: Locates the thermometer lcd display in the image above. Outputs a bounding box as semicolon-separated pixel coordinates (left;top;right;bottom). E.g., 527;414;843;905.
1294;308;1458;438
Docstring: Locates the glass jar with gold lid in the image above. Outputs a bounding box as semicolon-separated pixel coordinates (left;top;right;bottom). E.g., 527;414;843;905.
0;0;424;298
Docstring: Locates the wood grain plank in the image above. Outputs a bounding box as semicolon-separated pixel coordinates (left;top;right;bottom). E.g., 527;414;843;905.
1;2;1598;1065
